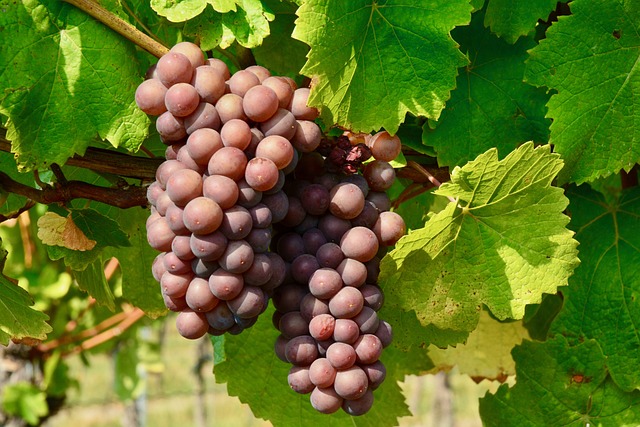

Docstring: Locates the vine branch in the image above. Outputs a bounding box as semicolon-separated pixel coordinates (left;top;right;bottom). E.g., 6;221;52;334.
0;171;149;209
63;0;169;58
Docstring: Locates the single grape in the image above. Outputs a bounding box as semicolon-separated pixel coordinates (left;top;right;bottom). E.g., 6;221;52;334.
215;93;247;123
165;169;202;207
309;313;336;341
329;182;365;220
186;277;219;312
342;389;374;416
288;88;319;120
245;228;272;254
362;360;386;389
191;258;219;278
156;52;193;87
363;160;395;192
308;268;343;299
279;311;309;339
243;253;273;286
340;227;379;262
255;135;294;170
202;174;239;209
332;318;360;344
170;42;205;68
336;258;367;288
341;173;370;198
272;283;307;313
366;191;391;212
360;284;384;311
281;197;306;228
219;206;253;240
368;130;402;162
160;271;192;298
375;320;393;348
325;342;357;370
308;358;337;389
156;160;186;189
228;69;260;97
245;157;280;192
260;108;297;140
262;191;289;223
176;145;205;173
190;231;227;261
227;285;265;318
373;211;406;246
152;253;167;282
334;366;368;400
276;232;306;262
351;200;380;228
207;147;248;181
329;286;364;319
285;335;318;366
262;252;287;292
220;119;252;150
184;102;221;134
291;120;322;153
288;366;314;394
236;179;263;208
218;239;254;273
316;243;344;269
318;214;351;243
165;203;188;235
186;128;223;166
205;303;235;331
300;184;330;216
183;197;223;234
171;234;195;260
248;203;272;228
163;293;188;312
353;306;379;334
262;76;294;108
165;82;200;117
208;268;244;300
191;65;226;104
302;228;327;255
163;251;191;274
300;293;330;322
243;85;279;122
135;78;168;115
245;65;271;82
353;334;382;364
146;217;176;252
175;310;208;340
290;253;319;285
310;387;343;414
205;58;231;80
156;111;187;142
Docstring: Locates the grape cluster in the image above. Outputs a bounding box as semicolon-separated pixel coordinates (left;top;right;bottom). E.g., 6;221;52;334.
269;131;404;415
137;42;406;416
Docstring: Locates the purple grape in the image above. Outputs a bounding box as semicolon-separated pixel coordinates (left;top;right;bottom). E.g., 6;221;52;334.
175;310;208;340
288;366;314;394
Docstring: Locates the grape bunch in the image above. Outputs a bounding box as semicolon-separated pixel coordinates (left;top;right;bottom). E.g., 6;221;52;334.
140;41;320;338
269;131;405;415
137;41;406;416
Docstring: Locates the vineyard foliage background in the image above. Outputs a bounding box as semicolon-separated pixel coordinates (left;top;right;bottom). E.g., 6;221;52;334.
1;0;640;425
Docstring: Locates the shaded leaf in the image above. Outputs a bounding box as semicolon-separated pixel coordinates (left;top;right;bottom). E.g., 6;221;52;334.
484;0;563;44
72;258;115;311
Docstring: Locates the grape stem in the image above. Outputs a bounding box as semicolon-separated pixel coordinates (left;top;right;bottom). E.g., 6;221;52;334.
63;0;169;59
406;161;456;203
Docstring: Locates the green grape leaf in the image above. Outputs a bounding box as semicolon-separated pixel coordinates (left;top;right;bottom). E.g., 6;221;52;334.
484;0;562;44
114;337;144;400
150;0;209;21
379;143;579;342
525;0;640;184
0;0;149;172
183;0;274;50
550;185;640;391
1;382;49;425
252;0;308;78
213;305;423;426
428;310;529;382
0;279;52;346
72;258;115;311
292;0;472;134
425;10;550;168
104;207;167;318
479;337;640;426
0;239;52;345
